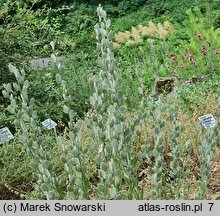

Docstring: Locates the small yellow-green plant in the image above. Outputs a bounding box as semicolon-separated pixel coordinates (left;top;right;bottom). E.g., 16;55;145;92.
114;20;175;48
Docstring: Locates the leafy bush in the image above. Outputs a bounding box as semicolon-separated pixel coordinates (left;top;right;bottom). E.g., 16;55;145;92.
0;0;73;87
165;7;220;79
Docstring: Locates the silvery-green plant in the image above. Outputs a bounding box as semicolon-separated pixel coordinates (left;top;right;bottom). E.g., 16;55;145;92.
167;113;192;199
84;5;145;199
141;95;193;199
53;42;92;199
56;124;91;199
196;116;219;199
55;91;91;199
144;97;167;199
197;123;218;199
196;88;219;199
2;64;63;199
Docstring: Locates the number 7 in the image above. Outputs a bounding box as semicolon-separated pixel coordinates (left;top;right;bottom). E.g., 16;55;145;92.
208;203;214;211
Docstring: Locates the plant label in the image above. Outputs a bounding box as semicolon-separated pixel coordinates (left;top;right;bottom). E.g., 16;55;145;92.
0;127;14;143
198;114;216;129
42;119;57;129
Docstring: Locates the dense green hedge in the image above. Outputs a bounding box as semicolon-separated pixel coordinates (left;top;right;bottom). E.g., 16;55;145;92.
1;0;219;87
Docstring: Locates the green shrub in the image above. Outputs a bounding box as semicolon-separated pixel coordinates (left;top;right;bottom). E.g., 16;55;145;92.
0;0;73;87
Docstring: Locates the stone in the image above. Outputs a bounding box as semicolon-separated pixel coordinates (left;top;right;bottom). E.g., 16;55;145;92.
29;56;62;69
153;77;175;96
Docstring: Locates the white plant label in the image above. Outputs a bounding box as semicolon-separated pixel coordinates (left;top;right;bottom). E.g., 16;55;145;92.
0;127;14;143
198;114;216;129
42;119;57;129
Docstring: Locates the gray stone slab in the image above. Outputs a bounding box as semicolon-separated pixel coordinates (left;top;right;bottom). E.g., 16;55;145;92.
29;57;62;69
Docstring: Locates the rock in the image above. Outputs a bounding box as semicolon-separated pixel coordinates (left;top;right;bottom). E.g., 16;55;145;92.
153;77;175;96
29;56;62;69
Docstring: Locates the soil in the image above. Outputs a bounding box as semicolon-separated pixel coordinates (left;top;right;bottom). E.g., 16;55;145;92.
208;161;220;200
0;185;22;200
0;180;33;200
